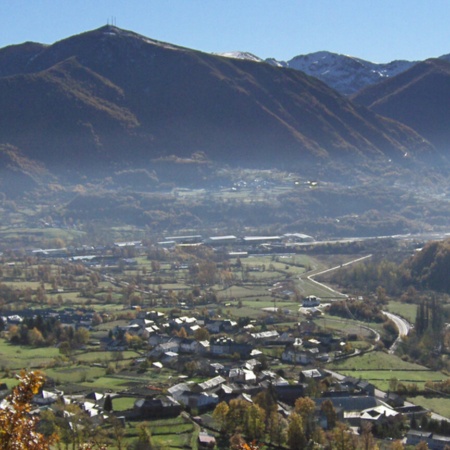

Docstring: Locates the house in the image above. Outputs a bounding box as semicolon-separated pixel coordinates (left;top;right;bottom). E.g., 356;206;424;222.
406;430;450;449
179;338;201;354
299;368;329;383
209;337;253;359
303;296;321;307
244;359;262;371
217;383;245;402
147;311;166;321
184;392;219;412
205;321;222;334
315;396;381;423
250;330;280;343
198;340;210;354
229;368;257;385
193;376;226;393
168;383;192;403
273;384;306;406
148;339;181;358
116;323;141;335
198;431;216;449
205;319;237;334
359;404;399;428
209;362;226;376
81;401;101;418
315;332;335;345
148;333;171;347
32;389;62;406
340;376;375;396
384;392;405;408
394;404;428;418
134;396;182;419
281;348;311;365
161;351;178;365
85;392;104;403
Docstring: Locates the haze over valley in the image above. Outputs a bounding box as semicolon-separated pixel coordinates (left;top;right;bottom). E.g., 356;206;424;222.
1;26;450;242
4;19;450;450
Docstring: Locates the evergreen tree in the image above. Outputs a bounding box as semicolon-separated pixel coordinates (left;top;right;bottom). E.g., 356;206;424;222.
104;394;113;412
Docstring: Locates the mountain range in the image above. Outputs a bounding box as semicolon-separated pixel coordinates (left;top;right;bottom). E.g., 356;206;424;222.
352;58;450;153
0;25;448;186
219;49;450;96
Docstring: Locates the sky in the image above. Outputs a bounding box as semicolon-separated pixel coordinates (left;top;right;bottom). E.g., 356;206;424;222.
2;0;450;63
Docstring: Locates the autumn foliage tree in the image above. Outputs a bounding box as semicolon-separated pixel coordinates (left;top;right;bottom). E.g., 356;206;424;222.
0;370;57;450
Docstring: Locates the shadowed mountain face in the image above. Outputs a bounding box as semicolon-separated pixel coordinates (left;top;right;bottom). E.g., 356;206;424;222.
352;59;450;153
0;144;48;197
0;41;47;77
0;26;435;178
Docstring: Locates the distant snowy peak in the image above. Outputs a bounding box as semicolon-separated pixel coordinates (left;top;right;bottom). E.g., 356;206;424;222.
213;49;450;96
213;49;416;95
214;51;264;63
280;51;416;95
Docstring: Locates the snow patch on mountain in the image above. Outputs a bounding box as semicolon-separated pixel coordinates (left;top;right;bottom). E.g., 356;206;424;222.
214;49;416;95
213;50;450;95
214;51;264;63
278;51;416;95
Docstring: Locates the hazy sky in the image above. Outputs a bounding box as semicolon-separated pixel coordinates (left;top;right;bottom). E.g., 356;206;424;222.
2;0;450;63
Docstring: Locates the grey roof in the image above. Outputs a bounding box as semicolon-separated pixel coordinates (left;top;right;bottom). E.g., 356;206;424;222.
168;383;192;396
315;396;380;412
197;376;226;391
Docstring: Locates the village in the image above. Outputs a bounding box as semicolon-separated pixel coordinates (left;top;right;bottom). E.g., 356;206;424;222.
1;235;450;449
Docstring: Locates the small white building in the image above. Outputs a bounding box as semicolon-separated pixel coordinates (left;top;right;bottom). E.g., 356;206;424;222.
302;295;321;307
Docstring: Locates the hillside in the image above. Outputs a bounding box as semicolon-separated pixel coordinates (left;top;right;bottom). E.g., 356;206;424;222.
407;239;450;293
352;59;450;153
0;41;47;77
0;57;142;170
0;144;47;197
0;25;435;179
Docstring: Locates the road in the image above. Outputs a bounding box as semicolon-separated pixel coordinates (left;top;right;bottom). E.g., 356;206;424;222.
309;256;450;419
303;254;412;352
382;311;412;354
305;254;373;298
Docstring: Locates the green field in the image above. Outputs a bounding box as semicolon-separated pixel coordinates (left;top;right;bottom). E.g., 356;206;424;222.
386;300;417;323
0;341;60;370
75;350;141;363
43;365;106;384
410;396;450;419
328;351;446;392
0;227;84;242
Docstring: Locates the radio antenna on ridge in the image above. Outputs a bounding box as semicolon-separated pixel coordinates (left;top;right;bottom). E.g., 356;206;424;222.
106;16;117;27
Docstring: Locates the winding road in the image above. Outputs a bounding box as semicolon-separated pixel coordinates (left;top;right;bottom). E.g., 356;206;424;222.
382;310;412;353
303;254;411;351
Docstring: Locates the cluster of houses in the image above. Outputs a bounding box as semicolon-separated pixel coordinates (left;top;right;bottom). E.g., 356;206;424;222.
99;310;450;447
108;309;348;369
3;363;448;449
2;302;450;448
0;307;103;329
